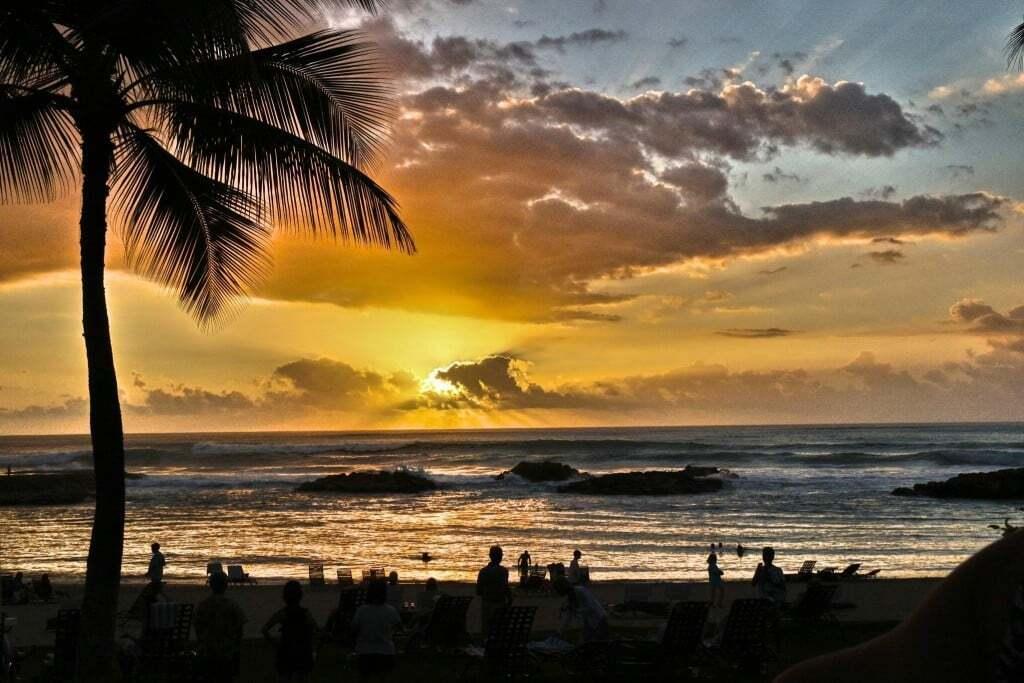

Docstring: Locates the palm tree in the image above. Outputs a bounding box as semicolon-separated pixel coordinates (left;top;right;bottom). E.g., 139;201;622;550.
0;1;412;677
1008;16;1024;69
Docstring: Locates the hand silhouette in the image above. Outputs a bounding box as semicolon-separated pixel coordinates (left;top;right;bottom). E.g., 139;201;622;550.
776;530;1024;682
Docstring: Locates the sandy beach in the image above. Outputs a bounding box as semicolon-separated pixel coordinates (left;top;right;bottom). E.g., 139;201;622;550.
1;576;940;648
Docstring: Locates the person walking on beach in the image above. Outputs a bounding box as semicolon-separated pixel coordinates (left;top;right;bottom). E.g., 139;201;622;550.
708;553;725;607
195;571;247;682
517;550;531;586
751;547;786;606
262;580;318;683
146;542;166;585
351;579;402;679
554;577;608;643
476;545;511;637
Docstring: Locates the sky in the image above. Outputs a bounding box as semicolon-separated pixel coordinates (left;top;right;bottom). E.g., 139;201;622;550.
5;0;1024;433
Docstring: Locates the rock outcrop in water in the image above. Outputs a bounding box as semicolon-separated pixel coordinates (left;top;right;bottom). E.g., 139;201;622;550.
892;467;1024;500
0;472;95;506
496;460;583;482
557;467;724;496
296;470;437;494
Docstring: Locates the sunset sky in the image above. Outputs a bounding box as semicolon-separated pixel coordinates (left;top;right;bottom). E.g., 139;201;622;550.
5;0;1024;433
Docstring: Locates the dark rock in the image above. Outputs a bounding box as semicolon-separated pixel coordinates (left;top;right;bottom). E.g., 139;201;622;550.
296;470;437;494
557;468;724;496
891;467;1024;500
0;472;94;506
496;460;583;482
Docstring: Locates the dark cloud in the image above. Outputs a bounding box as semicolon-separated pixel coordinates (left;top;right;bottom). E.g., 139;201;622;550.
535;29;628;53
659;163;730;204
630;76;662;90
871;236;906;245
944;164;975;180
758;266;788;276
860;185;897;200
716;328;795;338
667;35;688;49
0;397;87;422
761;166;804;184
950;299;1024;333
866;249;905;264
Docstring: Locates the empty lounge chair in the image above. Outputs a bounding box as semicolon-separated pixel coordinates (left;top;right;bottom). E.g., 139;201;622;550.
837;563;862;579
337;568;354;586
361;567;386;583
308;563;326;586
406;595;473;652
711;598;778;676
226;564;255;585
463;605;538;679
792;560;816;581
598;600;711;678
205;562;224;582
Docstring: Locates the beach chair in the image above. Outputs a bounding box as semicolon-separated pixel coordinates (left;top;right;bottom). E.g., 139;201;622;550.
793;560;816;581
329;586;367;645
711;598;778;676
602;600;711;678
226;564;255;585
787;583;839;625
309;563;326;587
47;608;80;682
862;568;881;579
837;563;861;579
131;603;196;682
406;595;474;653
463;605;538;680
205;562;223;582
337;568;354;586
362;567;386;583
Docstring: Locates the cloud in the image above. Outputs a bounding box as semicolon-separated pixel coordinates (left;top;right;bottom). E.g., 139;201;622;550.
860;185;897;200
944;164;975;180
762;166;804;184
716;328;795;338
758;266;788;276
950;299;1024;334
866;249;905;264
630;76;661;90
535;28;627;53
871;236;906;245
667;35;688;49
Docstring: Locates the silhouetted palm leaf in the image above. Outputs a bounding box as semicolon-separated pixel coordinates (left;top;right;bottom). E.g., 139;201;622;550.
1008;18;1024;70
0;88;77;202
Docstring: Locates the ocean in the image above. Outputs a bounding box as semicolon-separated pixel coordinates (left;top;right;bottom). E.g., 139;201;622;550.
0;424;1018;582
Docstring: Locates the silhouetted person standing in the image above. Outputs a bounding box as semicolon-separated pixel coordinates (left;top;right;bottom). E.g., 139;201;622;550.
146;543;166;586
751;547;786;606
476;545;510;637
517;550;531;586
262;581;318;683
195;572;246;682
708;553;725;607
351;579;402;678
568;549;583;584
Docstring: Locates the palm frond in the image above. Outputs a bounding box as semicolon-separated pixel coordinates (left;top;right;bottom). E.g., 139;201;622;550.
111;125;271;324
0;1;71;87
230;0;386;44
132;30;393;167
0;88;78;203
151;100;413;252
1008;18;1024;71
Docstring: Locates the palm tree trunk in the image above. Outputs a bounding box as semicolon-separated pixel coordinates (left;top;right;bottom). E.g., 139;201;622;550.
76;127;126;682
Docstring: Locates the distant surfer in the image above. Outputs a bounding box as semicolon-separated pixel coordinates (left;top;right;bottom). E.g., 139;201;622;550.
420;551;432;563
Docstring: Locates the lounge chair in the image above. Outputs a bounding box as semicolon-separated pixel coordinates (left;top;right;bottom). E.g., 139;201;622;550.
129;603;196;682
205;562;223;582
46;608;80;681
463;605;538;680
361;567;386;583
837;563;862;579
710;598;778;676
787;583;839;625
337;568;354;586
791;560;816;581
406;595;474;653
328;586;367;645
309;563;325;587
226;565;255;585
599;600;711;678
861;568;881;578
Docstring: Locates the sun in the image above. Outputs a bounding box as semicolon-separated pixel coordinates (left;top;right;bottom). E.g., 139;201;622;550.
420;372;459;396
